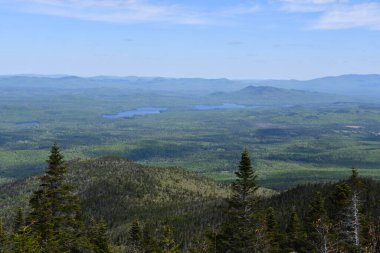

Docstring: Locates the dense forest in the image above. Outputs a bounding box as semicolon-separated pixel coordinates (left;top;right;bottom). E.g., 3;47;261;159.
1;144;379;252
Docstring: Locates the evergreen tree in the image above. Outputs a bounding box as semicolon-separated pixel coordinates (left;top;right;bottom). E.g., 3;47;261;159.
216;149;259;253
331;182;355;251
12;225;41;253
128;220;143;252
306;192;335;253
142;225;158;253
129;220;142;246
158;225;179;253
14;208;24;234
265;208;282;253
89;218;110;253
0;218;9;252
287;210;306;253
28;144;92;252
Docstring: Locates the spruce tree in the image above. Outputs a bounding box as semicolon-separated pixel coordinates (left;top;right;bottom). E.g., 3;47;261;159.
14;208;24;233
12;225;41;253
217;149;259;253
142;225;158;253
28;144;92;252
158;225;179;253
331;182;355;251
128;220;143;251
287;210;307;253
89;218;110;253
265;207;282;253
0;218;8;251
306;192;334;253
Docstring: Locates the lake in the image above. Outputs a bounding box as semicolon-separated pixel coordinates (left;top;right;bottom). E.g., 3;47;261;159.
103;107;168;119
193;103;260;110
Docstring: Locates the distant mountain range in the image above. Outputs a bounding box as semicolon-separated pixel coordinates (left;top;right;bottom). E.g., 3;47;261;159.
0;74;379;101
250;74;380;98
209;85;348;105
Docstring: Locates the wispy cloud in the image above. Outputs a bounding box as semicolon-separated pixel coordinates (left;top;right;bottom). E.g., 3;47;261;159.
16;0;259;25
313;3;380;30
278;0;346;13
20;0;205;24
278;0;380;30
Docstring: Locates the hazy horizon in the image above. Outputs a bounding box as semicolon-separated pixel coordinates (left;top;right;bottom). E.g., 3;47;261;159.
1;72;380;82
1;0;379;80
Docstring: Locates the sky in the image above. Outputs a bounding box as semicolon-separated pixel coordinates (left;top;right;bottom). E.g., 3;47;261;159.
0;0;379;80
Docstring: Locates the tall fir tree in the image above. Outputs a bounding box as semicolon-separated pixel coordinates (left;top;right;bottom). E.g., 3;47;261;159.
142;225;158;253
14;208;24;234
0;218;8;252
286;210;307;253
306;192;335;253
89;218;110;253
216;149;259;253
331;182;356;251
265;207;283;253
12;224;41;253
128;220;143;252
28;144;92;252
157;225;179;253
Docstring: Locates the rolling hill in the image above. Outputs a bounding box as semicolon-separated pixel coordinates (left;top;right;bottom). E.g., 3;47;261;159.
209;85;349;105
0;156;279;246
0;157;229;245
253;74;380;99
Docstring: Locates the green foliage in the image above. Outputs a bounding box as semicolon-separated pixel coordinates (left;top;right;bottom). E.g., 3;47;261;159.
129;220;142;250
286;210;307;252
0;219;9;250
89;218;110;253
13;209;24;234
25;144;100;252
2;81;380;191
12;225;41;253
216;150;260;252
1;146;380;252
157;225;180;253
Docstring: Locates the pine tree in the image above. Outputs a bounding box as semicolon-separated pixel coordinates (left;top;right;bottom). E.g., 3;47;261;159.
28;144;92;252
331;182;355;251
330;170;364;252
129;220;142;246
216;149;259;253
128;220;143;252
306;192;335;253
12;224;41;253
287;210;307;253
89;218;110;253
142;225;158;253
14;208;24;233
0;218;8;251
158;225;179;253
265;207;282;253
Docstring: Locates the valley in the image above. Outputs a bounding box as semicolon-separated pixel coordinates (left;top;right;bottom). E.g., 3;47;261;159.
1;76;380;189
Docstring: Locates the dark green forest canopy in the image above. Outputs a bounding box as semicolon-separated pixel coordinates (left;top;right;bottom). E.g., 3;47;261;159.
1;147;380;252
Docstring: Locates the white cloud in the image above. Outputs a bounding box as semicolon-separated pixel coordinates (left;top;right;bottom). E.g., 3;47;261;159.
277;0;380;30
17;0;259;25
313;3;380;30
278;0;347;12
18;0;207;24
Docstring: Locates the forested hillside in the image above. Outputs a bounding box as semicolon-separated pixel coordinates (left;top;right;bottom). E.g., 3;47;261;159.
0;145;379;252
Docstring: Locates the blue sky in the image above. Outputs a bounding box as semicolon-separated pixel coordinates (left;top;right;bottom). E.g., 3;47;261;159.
0;0;379;79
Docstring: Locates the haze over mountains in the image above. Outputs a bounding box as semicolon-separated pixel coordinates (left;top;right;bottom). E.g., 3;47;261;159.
1;74;380;102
